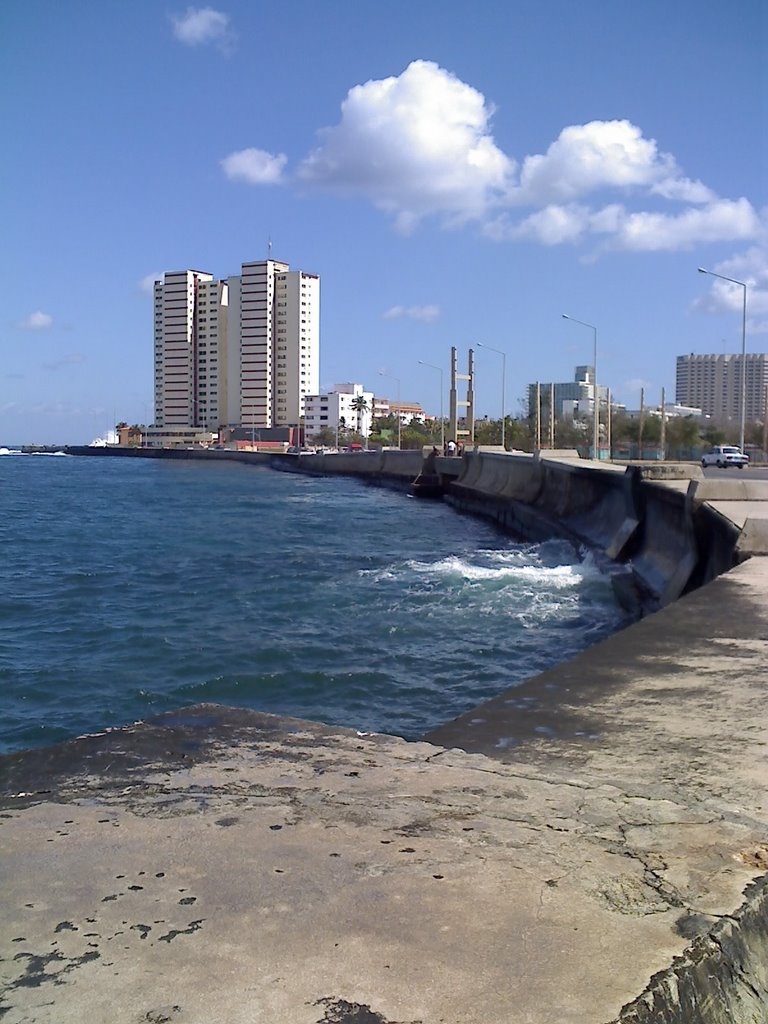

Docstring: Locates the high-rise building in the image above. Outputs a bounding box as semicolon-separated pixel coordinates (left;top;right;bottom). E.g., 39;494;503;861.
153;258;319;434
675;353;768;422
153;270;223;430
526;365;609;420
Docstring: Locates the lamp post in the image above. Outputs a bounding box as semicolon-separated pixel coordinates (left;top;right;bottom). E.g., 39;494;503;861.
379;371;401;449
562;314;599;460
698;267;748;454
477;342;507;450
418;360;444;450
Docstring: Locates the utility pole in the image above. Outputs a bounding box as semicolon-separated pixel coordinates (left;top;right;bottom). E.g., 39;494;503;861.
607;388;612;459
639;387;645;461
535;382;541;450
660;387;666;461
549;383;555;448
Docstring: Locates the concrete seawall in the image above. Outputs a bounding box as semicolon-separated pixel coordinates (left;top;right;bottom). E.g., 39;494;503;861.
271;447;764;614
4;445;764;1022
444;452;737;613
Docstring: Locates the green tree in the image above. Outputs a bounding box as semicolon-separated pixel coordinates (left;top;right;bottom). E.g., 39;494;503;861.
639;414;662;445
474;418;502;445
506;417;533;451
746;420;766;449
311;426;336;447
552;417;587;450
368;413;397;447
610;412;633;444
666;416;700;451
400;421;431;449
701;424;727;446
350;395;369;436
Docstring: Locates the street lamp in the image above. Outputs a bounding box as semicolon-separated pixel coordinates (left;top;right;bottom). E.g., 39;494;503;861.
698;267;748;454
418;360;445;450
562;314;599;460
477;342;507;450
379;371;401;449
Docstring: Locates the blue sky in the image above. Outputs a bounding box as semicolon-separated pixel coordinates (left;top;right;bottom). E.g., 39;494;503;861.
2;0;766;444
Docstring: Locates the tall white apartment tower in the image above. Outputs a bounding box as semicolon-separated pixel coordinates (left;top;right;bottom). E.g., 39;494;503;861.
195;277;229;429
153;257;320;432
153;270;229;431
224;260;320;429
236;259;289;429
274;269;320;426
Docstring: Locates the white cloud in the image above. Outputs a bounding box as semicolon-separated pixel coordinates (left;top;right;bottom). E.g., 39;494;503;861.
383;304;440;322
616;198;759;251
513;120;677;205
494;204;591;245
221;148;287;185
488;197;760;253
297;60;514;231
19;311;53;330
692;244;768;331
232;61;761;256
171;7;233;49
139;273;162;294
651;177;716;204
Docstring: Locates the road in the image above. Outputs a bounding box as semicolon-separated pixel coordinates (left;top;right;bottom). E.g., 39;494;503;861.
702;464;768;480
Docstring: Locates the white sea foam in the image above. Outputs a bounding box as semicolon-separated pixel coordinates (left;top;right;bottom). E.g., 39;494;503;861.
406;554;584;588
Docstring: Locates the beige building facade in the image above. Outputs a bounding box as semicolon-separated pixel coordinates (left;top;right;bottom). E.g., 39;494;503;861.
676;353;768;422
153;258;319;434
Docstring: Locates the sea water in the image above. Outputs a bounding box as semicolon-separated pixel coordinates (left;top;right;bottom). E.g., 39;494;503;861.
0;453;626;753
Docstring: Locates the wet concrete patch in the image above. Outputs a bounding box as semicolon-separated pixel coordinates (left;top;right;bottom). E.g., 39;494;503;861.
314;997;421;1023
0;705;374;811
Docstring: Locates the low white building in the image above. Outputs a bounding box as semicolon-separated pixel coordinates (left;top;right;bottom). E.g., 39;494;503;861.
373;396;428;424
304;383;374;440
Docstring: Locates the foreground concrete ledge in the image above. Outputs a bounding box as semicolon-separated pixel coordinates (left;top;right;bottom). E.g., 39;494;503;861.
3;561;768;1023
735;515;768;556
689;479;768;503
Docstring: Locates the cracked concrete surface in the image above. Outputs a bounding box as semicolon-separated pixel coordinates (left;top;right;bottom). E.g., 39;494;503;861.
2;560;768;1023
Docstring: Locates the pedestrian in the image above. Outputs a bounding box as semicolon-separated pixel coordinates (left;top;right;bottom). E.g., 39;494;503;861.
447;439;457;456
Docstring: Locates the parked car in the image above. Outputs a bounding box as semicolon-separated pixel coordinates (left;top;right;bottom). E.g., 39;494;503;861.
701;445;749;469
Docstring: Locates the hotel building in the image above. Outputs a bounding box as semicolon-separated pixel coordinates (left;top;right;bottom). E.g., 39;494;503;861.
152;258;319;439
675;353;768;422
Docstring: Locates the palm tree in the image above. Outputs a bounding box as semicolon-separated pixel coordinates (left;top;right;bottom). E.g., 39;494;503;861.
350;395;369;438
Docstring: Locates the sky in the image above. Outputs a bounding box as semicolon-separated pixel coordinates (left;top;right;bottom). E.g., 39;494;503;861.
2;0;767;444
